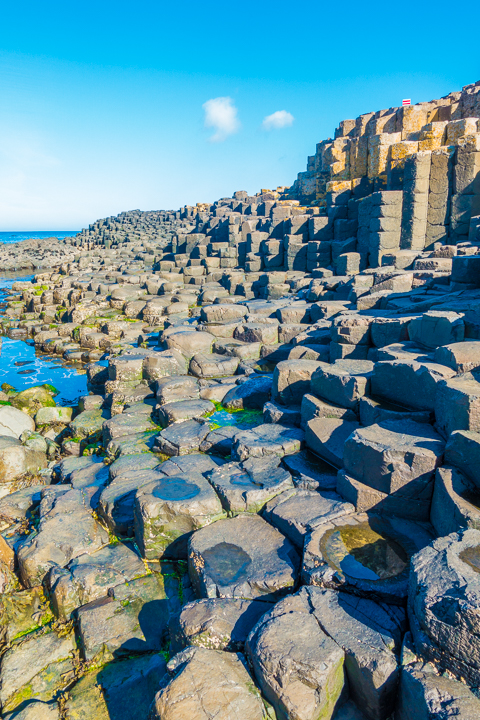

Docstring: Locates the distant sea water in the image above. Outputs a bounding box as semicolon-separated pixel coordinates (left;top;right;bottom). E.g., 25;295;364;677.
0;231;79;244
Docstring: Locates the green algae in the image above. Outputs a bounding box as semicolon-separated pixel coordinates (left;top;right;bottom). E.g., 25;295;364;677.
208;402;263;431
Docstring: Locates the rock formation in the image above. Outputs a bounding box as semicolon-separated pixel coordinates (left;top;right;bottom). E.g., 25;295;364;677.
0;79;480;719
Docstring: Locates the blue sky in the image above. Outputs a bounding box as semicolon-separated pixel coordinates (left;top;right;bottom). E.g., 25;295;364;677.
1;0;479;230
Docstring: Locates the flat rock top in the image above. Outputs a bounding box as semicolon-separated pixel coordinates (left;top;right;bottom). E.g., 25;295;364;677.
189;514;299;601
352;419;445;451
323;360;374;377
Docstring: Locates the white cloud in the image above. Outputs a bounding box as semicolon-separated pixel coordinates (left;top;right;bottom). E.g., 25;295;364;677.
262;110;294;130
202;97;240;142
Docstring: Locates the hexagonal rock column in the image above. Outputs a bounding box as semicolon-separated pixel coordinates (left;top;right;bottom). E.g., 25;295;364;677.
156;375;200;405
431;467;480;536
311;360;374;410
396;665;480;720
435;372;480;437
445;429;480;488
246;590;346;720
207;461;293;514
150;647;269;720
303;511;433;604
231;423;304;462
76;574;168;663
16;488;109;588
171;597;271;653
304;587;405;720
407;310;465;349
262;489;354;549
222;375;273;410
305;417;360;468
272;359;323;405
154;419;210;456
408;528;480;686
434;341;480;374
188;514;299;602
47;541;147;620
156;398;214;427
189;352;239;378
371;359;455;411
134;472;226;560
340;420;445;521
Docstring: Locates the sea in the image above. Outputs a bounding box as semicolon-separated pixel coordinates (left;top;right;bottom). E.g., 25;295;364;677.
0;231;79;244
0;273;88;404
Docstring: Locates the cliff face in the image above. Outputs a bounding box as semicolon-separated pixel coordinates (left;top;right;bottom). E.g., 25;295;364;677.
72;80;480;278
289;80;480;266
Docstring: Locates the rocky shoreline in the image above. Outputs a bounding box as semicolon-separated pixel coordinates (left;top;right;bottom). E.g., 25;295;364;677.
1;81;480;719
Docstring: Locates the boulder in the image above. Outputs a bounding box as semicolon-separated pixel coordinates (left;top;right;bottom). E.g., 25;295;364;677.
0;484;45;524
11;386;56;415
0;437;46;483
34;406;73;426
0;405;35;439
